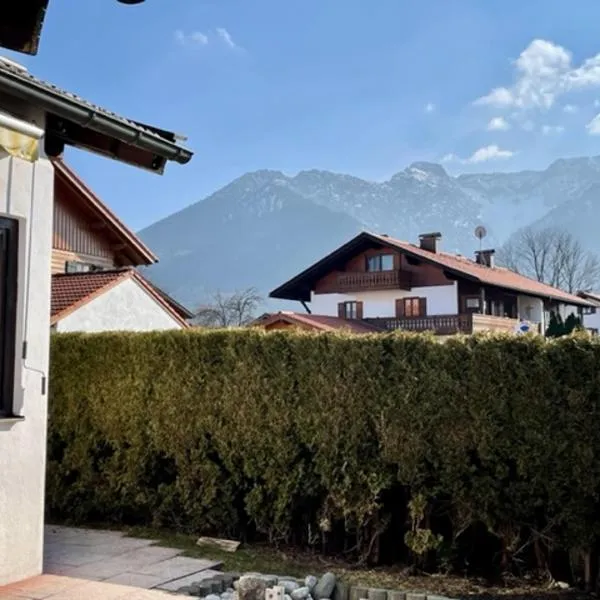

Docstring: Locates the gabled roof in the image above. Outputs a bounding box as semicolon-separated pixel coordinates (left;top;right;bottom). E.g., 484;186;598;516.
270;231;594;308
0;57;192;173
251;311;382;334
53;158;158;267
51;268;191;328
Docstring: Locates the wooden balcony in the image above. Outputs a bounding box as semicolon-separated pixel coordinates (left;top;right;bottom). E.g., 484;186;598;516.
335;270;412;293
365;313;519;335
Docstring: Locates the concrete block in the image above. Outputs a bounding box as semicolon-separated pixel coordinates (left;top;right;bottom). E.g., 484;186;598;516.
367;589;388;600
350;586;369;600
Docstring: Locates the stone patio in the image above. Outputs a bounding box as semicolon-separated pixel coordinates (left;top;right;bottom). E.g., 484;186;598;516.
42;525;222;593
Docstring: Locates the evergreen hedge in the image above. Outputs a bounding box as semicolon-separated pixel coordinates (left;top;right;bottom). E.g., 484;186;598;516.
47;330;600;585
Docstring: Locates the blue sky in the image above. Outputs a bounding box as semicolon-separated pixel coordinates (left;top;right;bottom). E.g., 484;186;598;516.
9;0;600;229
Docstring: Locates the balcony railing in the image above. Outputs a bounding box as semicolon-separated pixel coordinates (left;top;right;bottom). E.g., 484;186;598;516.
365;313;519;335
335;270;412;292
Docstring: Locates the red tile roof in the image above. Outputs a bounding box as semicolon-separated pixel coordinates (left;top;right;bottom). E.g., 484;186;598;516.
372;233;592;306
270;231;594;307
252;311;382;334
51;268;190;327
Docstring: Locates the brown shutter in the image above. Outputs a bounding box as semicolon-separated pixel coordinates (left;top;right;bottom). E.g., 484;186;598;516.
338;302;345;318
395;298;404;318
419;297;427;317
356;301;364;320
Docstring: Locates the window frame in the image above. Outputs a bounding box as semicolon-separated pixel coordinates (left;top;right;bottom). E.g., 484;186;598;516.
65;261;105;274
0;218;19;418
366;253;394;272
342;301;358;320
397;296;427;318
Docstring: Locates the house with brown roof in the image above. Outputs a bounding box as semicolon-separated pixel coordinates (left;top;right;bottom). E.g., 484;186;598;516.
268;231;594;336
50;159;192;332
251;311;381;334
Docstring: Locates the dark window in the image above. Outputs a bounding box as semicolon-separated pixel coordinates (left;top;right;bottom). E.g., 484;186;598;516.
366;254;394;272
65;261;102;273
402;297;426;317
464;296;481;312
0;218;19;417
583;306;597;315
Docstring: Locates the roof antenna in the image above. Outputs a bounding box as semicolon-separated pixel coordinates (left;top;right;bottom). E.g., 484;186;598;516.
474;225;487;252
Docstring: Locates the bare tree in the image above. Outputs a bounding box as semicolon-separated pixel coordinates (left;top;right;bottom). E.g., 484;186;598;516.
497;226;600;293
193;287;263;327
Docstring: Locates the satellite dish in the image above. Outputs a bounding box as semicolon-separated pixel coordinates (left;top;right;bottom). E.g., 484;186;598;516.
474;225;487;240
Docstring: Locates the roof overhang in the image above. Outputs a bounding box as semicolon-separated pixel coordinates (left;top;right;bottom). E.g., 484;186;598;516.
270;233;389;302
0;63;193;173
0;2;49;55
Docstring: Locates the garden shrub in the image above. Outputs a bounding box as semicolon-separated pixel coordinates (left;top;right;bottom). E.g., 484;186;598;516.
47;329;600;583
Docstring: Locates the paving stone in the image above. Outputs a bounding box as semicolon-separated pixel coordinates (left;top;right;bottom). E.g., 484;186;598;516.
104;572;168;589
135;555;222;579
155;568;223;591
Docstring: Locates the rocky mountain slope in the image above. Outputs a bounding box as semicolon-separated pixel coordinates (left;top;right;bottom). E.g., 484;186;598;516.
138;156;600;309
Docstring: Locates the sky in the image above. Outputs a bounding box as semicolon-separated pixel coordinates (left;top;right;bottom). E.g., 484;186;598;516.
8;0;600;230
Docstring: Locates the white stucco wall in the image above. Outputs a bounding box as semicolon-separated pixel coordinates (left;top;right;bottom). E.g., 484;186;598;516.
583;310;600;332
0;110;53;584
309;283;458;317
56;276;185;332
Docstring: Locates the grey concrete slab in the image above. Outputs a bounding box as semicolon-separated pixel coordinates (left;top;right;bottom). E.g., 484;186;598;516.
134;556;222;579
104;572;168;589
156;569;223;591
43;525;223;592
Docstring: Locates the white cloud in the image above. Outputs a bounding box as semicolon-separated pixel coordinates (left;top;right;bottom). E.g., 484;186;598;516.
487;116;510;131
424;102;436;113
441;145;515;164
563;103;578;113
175;29;208;46
216;27;237;49
467;145;514;163
541;124;565;135
587;114;600;134
474;39;600;110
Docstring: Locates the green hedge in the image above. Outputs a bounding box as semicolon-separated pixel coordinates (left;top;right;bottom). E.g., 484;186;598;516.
47;330;600;583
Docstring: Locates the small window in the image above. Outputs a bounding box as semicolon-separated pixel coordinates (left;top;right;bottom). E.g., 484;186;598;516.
465;297;480;309
338;301;363;320
397;297;427;318
366;254;394;272
0;218;19;417
342;301;358;319
583;306;597;315
65;261;101;273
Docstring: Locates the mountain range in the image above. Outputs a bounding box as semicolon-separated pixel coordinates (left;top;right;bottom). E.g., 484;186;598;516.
138;156;600;310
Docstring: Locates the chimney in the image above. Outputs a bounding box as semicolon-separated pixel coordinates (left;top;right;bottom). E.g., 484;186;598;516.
419;232;442;253
475;249;496;268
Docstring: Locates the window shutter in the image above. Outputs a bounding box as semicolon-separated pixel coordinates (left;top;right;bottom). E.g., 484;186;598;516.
338;302;345;318
395;298;404;317
419;297;427;316
356;301;364;320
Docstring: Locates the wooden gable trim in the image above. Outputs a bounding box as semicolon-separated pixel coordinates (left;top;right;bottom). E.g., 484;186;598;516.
52;158;158;267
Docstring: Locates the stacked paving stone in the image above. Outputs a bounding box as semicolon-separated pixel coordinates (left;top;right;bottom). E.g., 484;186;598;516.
176;572;454;600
